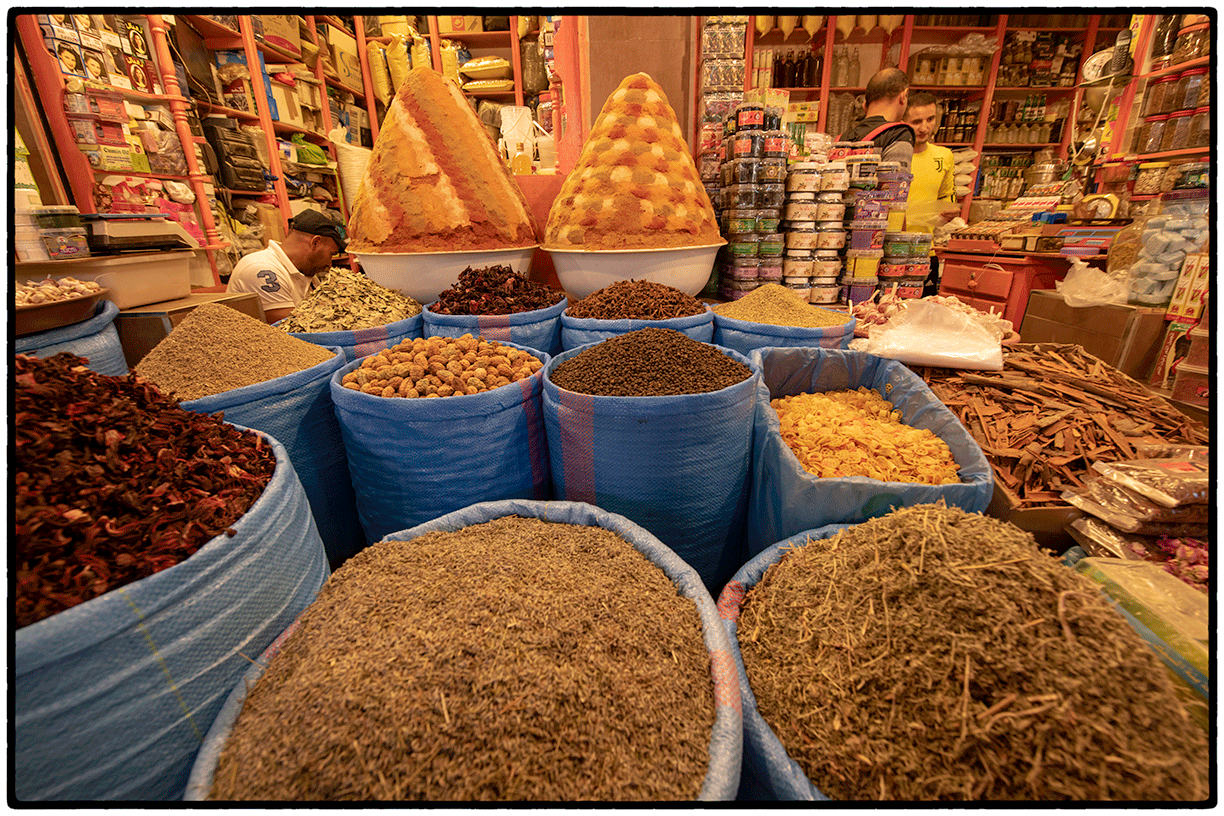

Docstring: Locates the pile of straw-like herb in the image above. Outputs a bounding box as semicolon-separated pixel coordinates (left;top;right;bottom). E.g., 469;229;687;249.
739;503;1209;801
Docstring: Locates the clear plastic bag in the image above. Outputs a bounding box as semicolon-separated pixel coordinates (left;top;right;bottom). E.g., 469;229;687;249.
1091;458;1211;507
862;298;1003;370
1062;475;1212;527
1055;256;1127;307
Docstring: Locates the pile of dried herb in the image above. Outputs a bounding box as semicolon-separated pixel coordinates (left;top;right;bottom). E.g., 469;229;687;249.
280;267;421;332
738;503;1210;801
567;279;707;320
550;327;752;397
14;353;275;629
430;264;563;315
135;303;335;401
210;516;714;801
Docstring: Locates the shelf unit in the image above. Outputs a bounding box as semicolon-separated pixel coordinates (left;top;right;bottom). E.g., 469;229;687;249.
15;13;229;284
733;14;1135;220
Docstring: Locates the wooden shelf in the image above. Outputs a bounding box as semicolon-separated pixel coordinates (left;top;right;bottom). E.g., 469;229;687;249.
438;30;517;48
181;14;241;40
198;101;260;122
221;188;269;196
90;168;192;181
992;86;1078;93
324;74;364;97
271;120;328;142
912;25;998;33
1142;56;1210;80
983;142;1063;149
1130;147;1210;161
82;82;187;104
910;84;988;92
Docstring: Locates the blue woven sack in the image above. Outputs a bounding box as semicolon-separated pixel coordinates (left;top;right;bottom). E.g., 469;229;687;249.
542;343;758;595
712;308;855;358
422;297;566;356
182;348;362;568
717;523;850;800
15;299;128;376
744;346;994;557
185;499;742;801
560;307;714;351
276;312;423;362
330;342;552;543
15;427;329;801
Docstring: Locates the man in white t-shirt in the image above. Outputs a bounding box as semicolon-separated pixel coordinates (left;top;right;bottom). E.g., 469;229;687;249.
226;210;346;323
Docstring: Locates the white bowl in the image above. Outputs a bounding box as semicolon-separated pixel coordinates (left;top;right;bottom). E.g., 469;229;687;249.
545;242;727;299
353;246;538;303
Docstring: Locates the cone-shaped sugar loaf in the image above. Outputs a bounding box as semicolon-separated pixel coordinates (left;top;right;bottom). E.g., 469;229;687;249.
544;73;720;250
346;67;538;253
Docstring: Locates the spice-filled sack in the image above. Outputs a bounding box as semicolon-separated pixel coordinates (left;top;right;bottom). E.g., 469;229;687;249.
559;279;715;351
711;284;856;358
330;337;552;542
744;346;992;556
16;426;329;801
278;312;423;362
14;299;128;377
185;499;741;801
275;266;424;362
718;507;1210;801
542;329;759;594
423;297;566;357
421;264;566;356
135;303;362;569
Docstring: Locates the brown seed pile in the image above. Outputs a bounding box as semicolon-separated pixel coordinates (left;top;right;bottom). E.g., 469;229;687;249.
280;267;421;332
339;334;542;398
566;279;707;320
712;283;852;328
135;303;334;401
739;503;1210;801
550;327;751;397
208;515;715;801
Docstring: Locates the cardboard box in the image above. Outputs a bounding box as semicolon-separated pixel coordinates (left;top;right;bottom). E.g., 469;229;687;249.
331;45;362;91
114;292;264;368
256;15;302;57
1019;289;1167;381
437;15;482;35
269;80;304;127
1165;253;1210;322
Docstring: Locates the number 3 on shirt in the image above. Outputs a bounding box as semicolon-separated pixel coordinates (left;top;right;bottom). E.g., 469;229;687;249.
256;269;281;294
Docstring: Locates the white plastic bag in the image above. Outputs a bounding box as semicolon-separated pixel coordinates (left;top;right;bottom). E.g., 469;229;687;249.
863;298;1003;370
1055;256;1127;307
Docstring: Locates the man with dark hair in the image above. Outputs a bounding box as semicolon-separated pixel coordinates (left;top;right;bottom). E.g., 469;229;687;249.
842;67;914;172
226;210;347;323
904;90;959;296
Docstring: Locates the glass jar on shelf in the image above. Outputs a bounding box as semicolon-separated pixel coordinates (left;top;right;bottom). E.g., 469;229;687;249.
1187;107;1210;148
1138;115;1169;154
1160;110;1193;153
1143;75;1178;116
1171;24;1210;65
1174;68;1207;111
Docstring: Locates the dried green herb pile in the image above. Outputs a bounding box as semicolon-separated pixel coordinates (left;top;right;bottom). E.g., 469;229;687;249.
14;353;275;628
739;503;1210;801
567;279;706;320
550;327;751;396
280;267;422;332
210;515;715;801
430;264;563;315
135;303;335;401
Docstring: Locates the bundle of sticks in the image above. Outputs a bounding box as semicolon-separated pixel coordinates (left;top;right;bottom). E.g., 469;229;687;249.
914;344;1208;508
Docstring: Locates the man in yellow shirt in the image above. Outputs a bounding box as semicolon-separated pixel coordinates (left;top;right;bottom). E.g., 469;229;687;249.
904;91;959;296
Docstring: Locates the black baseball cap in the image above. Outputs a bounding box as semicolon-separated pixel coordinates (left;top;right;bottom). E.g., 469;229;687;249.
289;210;347;253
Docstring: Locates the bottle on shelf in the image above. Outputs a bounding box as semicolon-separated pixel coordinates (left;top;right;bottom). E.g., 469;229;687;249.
780;49;795;87
794;49;809;88
848;48;861;87
510;141;533;175
771;50;783;87
807;47;821;87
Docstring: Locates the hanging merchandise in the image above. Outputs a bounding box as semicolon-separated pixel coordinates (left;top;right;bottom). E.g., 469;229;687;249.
835;15;855;41
755;15;775;38
802;16;824;41
857;15;878;34
386;33;411;93
777;16;798;39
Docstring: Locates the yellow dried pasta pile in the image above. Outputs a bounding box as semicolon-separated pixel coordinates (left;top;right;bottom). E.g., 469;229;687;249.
771;387;961;484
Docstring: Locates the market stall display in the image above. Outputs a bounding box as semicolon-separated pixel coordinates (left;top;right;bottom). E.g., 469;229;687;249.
345;66;539;300
189;499;742;801
544;72;724;297
560;279;713;350
721;505;1210;801
14;353;328;801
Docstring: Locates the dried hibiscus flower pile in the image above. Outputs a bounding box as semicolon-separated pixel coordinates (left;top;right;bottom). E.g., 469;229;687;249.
430;264;563;315
14;353;276;628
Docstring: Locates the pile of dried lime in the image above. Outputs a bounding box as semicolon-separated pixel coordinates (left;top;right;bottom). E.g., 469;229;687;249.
280;267;421;332
739;503;1210;801
210;515;715;801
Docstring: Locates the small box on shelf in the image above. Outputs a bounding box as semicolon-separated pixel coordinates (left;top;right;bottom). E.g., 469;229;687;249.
438;15;483;35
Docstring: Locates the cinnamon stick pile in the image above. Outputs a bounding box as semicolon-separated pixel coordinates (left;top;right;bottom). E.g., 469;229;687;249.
914;344;1208;508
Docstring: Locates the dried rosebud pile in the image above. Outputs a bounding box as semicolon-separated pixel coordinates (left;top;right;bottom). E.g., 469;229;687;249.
430;264;563;315
566;279;706;321
14;353;276;629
